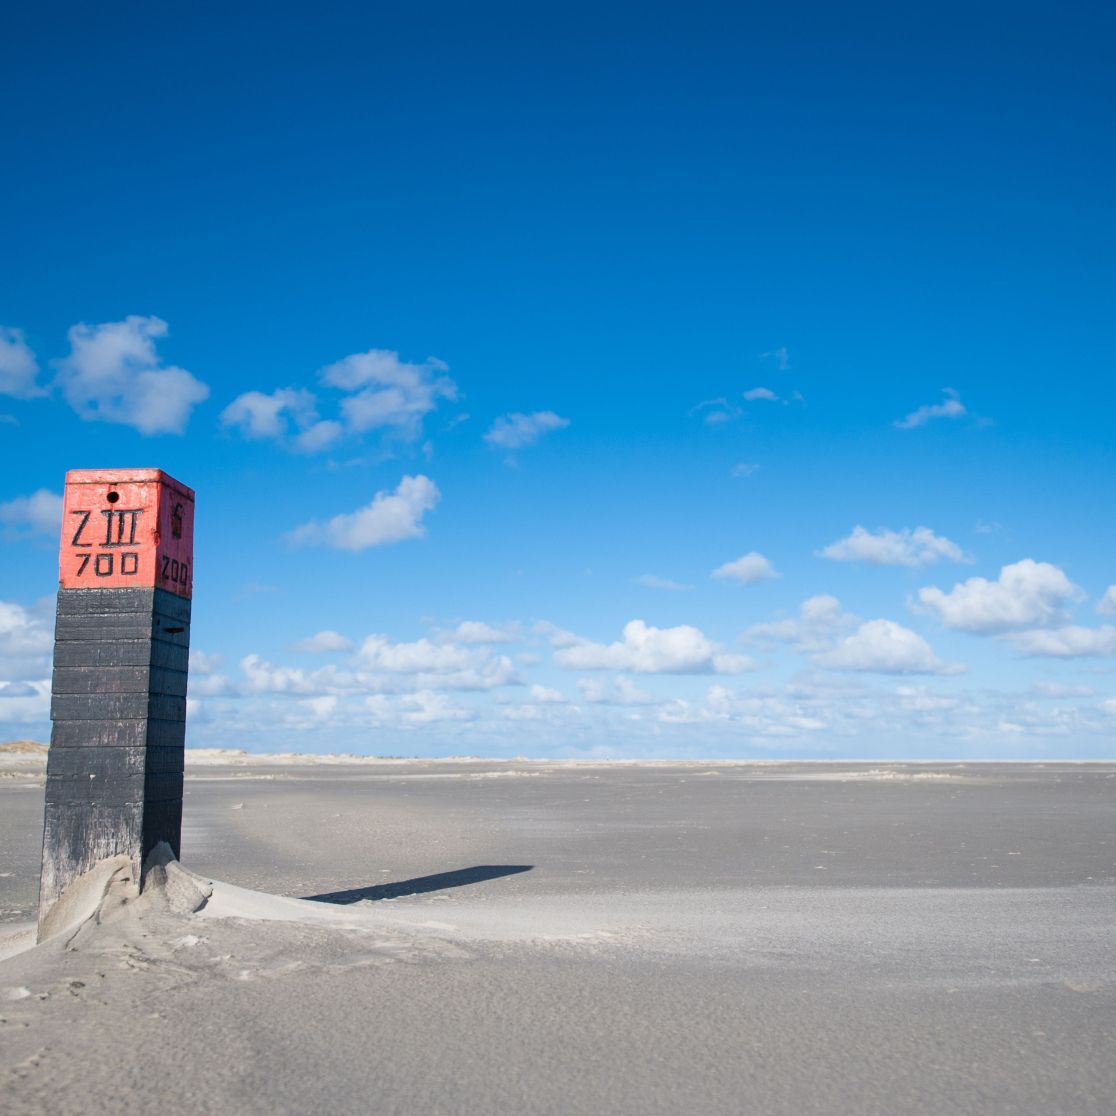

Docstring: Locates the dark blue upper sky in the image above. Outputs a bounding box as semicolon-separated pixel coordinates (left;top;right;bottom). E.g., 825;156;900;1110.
2;1;1114;756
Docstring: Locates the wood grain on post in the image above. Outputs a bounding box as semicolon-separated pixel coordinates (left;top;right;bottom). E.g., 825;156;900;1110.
38;469;195;930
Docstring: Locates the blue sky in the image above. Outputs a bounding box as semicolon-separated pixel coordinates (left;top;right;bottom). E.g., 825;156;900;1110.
2;0;1114;757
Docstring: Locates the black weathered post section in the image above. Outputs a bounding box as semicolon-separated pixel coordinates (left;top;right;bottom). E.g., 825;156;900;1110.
38;468;195;929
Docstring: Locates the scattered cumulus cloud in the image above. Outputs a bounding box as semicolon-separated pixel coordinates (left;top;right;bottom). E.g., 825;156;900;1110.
483;411;570;450
529;684;567;704
302;695;338;720
815;619;964;675
0;599;51;722
356;633;519;689
0;600;53;665
689;398;741;425
84;613;1116;752
745;594;857;652
294;420;345;453
240;654;319;695
188;674;237;697
760;346;790;371
189;650;224;674
894;388;966;430
551;619;755;675
324;350;456;440
438;621;521;645
712;551;779;585
742;387;778;402
287;474;440;551
1097;587;1116;616
578;675;659;705
54;316;209;435
0;327;43;398
917;560;1082;633
0;490;63;539
731;463;759;478
366;691;475;724
291;630;355;653
224;349;455;453
1006;626;1116;658
217;390;323;441
239;627;520;696
1030;682;1095;698
634;574;693;591
658;685;829;735
820;525;966;568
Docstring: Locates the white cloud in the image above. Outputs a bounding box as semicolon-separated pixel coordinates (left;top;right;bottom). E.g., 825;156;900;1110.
658;685;829;735
189;650;224;674
893;685;962;713
239;629;519;696
0;327;43;398
634;574;693;591
287;474;440;551
222;350;455;455
742;386;778;402
365;690;475;724
357;633;519;689
1030;682;1095;698
1007;626;1116;658
730;463;759;478
578;675;659;705
54;316;209;434
302;695;338;720
917;560;1082;633
438;621;521;645
291;630;354;653
529;684;568;704
0;678;50;725
293;420;344;453
0;601;52;655
894;388;966;430
240;654;321;695
815;619;963;675
321;350;456;441
745;594;857;652
712;551;779;584
1103;699;1116;719
689;398;740;425
188;674;237;697
1097;587;1116;616
533;621;584;648
760;346;790;371
820;525;966;568
552;619;755;675
500;703;545;721
484;411;570;450
220;388;318;441
0;490;63;539
0;601;53;677
359;636;480;673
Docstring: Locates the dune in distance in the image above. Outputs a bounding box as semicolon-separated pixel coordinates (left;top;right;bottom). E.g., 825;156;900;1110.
2;746;1114;1115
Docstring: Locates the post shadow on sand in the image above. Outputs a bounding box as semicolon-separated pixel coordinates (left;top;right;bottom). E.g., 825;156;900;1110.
304;865;534;904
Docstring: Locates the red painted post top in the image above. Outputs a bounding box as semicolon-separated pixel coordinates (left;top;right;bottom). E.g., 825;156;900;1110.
58;469;195;598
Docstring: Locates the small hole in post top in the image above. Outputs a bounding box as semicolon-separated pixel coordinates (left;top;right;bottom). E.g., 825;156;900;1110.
106;491;120;504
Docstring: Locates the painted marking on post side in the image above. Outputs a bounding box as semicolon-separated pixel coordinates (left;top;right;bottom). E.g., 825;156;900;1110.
58;468;195;597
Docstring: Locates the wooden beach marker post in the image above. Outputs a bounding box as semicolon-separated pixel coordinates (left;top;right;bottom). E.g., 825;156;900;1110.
38;469;195;929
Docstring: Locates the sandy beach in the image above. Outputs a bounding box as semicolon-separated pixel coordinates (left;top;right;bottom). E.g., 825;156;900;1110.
2;753;1114;1114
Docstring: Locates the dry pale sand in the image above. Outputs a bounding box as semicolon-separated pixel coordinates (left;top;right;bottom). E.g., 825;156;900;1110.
1;755;1115;1115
